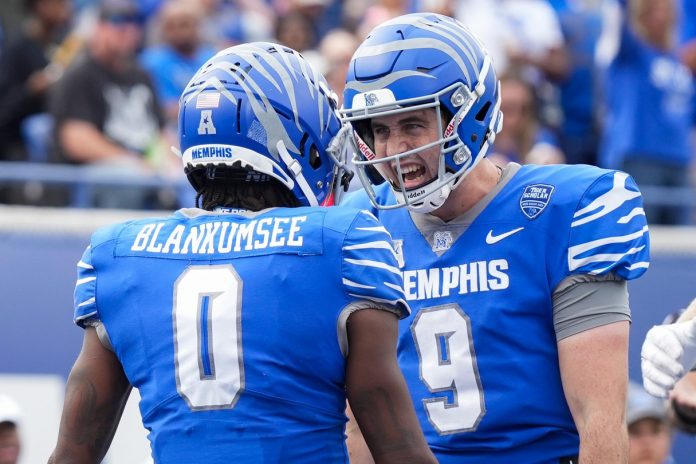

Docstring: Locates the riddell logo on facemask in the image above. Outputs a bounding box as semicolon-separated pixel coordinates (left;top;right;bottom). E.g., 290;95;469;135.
443;112;466;138
407;188;426;199
356;137;375;160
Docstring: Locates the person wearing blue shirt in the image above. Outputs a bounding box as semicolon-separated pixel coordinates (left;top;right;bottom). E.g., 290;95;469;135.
548;0;604;166
600;0;694;225
341;12;650;463
139;0;216;131
48;42;436;464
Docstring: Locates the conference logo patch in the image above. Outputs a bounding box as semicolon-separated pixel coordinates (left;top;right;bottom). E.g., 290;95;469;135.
520;184;554;219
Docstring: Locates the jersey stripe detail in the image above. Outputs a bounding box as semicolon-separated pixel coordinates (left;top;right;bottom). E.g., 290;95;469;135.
76;276;96;286
342;278;376;290
618;208;645;224
571;172;641;227
342;240;399;260
567;171;650;280
344;258;402;276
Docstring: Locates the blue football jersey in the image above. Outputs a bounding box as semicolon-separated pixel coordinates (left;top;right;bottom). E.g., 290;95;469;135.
342;164;650;463
73;206;408;463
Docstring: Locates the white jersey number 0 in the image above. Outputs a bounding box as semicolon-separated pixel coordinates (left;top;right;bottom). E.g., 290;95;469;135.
173;265;244;410
411;304;485;434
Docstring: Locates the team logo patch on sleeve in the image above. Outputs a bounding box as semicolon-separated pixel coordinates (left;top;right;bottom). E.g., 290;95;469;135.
520;184;555;219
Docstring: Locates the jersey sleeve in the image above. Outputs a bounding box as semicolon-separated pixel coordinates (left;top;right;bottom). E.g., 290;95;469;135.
567;170;650;280
341;210;410;319
73;244;100;328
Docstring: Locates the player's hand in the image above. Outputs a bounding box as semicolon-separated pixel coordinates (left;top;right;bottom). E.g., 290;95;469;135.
641;319;696;398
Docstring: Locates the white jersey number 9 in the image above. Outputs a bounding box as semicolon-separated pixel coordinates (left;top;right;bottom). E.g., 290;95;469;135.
411;304;485;434
173;265;244;410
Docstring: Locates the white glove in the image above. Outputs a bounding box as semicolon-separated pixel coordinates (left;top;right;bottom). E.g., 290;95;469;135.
641;319;696;398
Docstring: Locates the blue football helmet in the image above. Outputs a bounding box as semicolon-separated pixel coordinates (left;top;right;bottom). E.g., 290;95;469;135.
341;13;503;213
178;42;352;207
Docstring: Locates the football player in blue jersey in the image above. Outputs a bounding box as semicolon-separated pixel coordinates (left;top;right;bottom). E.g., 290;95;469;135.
48;43;436;464
340;13;650;464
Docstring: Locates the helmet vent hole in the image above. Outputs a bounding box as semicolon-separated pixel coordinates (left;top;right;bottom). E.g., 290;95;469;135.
475;102;492;122
309;144;322;169
299;132;309;157
236;98;242;133
229;62;252;81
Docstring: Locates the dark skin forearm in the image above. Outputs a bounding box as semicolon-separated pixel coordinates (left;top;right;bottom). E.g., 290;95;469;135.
49;327;131;464
348;385;428;463
345;309;436;464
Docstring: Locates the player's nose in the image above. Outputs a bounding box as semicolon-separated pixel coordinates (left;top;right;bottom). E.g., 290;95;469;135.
384;131;411;158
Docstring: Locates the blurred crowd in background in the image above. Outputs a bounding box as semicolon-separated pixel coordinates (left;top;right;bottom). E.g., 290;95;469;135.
0;0;695;224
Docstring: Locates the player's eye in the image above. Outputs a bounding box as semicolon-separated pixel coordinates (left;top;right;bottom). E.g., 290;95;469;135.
372;126;389;140
404;123;425;133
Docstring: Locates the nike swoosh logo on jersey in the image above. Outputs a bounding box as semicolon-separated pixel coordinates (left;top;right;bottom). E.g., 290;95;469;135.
485;227;524;244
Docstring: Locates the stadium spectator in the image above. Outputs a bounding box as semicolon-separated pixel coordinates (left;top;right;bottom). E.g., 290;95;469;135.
627;382;674;464
678;0;696;74
195;0;273;49
549;0;604;166
0;0;73;163
274;10;316;53
351;0;411;39
49;0;172;209
599;0;695;225
341;12;649;463
48;42;436;464
318;28;359;106
139;0;216;132
0;395;22;464
489;73;565;166
0;0;74;205
454;0;570;82
283;0;342;42
454;0;569;136
415;0;456;17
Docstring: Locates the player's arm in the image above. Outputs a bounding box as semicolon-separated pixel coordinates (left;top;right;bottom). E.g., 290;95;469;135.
345;402;375;464
553;275;634;464
345;308;436;464
48;326;131;464
669;370;696;434
557;169;648;462
558;319;630;464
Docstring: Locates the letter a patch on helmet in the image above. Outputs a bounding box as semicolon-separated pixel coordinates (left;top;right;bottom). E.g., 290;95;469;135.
520;184;554;220
198;110;217;135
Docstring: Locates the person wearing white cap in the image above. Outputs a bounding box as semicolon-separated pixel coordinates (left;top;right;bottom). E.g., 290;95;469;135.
626;382;673;464
0;395;22;464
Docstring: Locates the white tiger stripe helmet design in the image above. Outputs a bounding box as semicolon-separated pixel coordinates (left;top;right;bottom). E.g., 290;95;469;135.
341;13;504;213
178;42;352;207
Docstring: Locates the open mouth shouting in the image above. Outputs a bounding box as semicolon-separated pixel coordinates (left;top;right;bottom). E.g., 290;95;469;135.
391;161;431;190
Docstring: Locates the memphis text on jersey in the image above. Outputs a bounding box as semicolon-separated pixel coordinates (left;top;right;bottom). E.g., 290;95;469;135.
129;216;307;255
403;259;509;301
